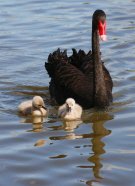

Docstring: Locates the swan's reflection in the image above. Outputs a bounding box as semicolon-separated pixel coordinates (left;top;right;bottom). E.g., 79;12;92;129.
86;111;113;185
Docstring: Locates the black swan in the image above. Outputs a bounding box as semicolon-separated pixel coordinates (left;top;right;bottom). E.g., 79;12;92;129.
45;10;113;109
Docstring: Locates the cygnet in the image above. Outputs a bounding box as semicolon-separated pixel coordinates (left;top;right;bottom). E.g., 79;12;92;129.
18;96;47;117
58;98;82;120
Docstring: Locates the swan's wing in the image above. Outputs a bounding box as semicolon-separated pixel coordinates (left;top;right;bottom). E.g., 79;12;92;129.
18;100;32;115
45;49;94;108
54;62;94;107
45;48;68;78
69;49;92;70
58;103;66;117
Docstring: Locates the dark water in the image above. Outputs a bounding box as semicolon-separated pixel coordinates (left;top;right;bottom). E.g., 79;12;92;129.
0;0;135;185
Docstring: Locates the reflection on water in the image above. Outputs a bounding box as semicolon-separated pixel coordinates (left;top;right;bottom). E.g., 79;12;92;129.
18;107;115;184
63;120;83;132
49;111;113;184
34;139;47;147
32;122;44;132
88;112;112;182
50;154;67;159
20;115;47;132
20;116;46;124
50;119;84;140
49;119;82;131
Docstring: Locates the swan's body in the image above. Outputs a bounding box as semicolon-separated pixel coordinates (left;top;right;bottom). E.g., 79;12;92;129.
18;96;47;116
58;98;82;120
45;10;113;109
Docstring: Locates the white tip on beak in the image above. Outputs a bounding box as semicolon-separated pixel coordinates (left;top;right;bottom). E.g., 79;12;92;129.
100;35;107;41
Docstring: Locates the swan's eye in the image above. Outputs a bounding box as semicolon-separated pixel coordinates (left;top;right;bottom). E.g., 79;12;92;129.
100;16;106;24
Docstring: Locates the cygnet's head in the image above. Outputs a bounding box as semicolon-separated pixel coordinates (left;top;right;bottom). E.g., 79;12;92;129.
65;98;75;112
32;96;46;110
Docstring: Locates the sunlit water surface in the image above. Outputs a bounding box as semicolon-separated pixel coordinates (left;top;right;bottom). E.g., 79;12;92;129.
0;0;135;185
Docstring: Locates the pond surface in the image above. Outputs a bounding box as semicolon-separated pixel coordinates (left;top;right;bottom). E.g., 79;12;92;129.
0;0;135;186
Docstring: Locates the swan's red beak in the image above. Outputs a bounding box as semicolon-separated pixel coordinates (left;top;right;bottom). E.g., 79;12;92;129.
98;20;107;41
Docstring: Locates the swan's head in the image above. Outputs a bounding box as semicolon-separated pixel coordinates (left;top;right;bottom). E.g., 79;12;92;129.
92;9;107;41
65;98;75;112
32;96;47;110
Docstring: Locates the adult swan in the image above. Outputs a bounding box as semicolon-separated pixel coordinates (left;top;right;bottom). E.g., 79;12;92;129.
45;10;113;109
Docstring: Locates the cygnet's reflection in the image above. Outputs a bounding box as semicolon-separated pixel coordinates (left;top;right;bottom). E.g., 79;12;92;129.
63;119;82;132
20;115;47;132
32;117;44;132
63;119;83;140
50;119;83;140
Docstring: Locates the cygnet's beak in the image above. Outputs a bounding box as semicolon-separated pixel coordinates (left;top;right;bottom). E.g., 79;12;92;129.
38;105;47;110
67;105;71;112
42;105;47;110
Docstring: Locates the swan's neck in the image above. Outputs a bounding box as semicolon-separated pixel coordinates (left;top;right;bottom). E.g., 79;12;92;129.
92;27;109;107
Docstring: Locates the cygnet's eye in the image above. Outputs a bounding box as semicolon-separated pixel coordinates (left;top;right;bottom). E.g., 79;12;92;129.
38;105;42;108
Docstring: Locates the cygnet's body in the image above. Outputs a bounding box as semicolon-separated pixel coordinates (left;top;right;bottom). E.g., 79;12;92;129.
58;98;82;120
18;96;47;117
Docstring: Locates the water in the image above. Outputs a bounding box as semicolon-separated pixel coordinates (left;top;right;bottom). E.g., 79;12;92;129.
0;0;135;185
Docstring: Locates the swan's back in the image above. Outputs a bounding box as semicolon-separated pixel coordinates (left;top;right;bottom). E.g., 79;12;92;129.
45;49;113;108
